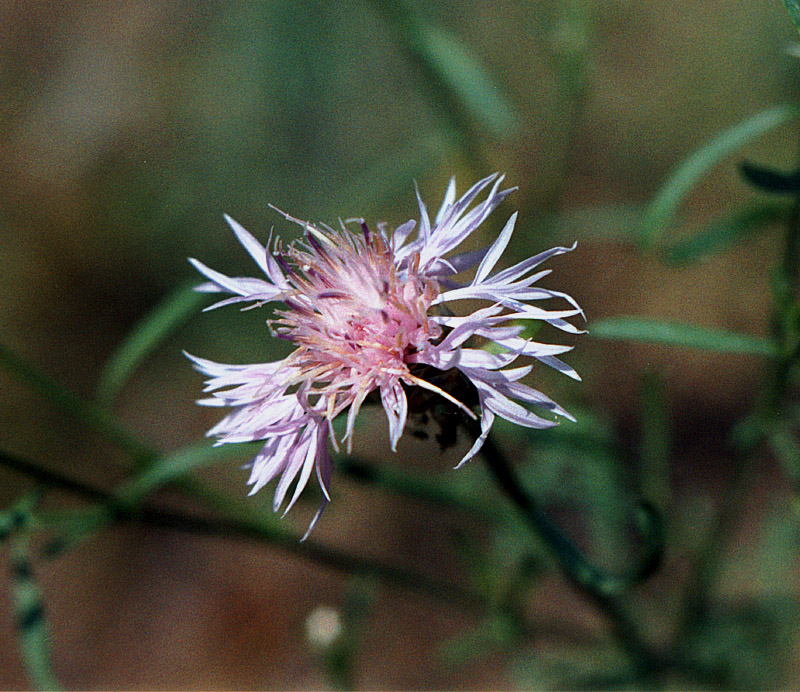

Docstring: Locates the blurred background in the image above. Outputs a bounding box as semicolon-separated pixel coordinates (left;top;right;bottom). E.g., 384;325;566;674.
2;0;800;688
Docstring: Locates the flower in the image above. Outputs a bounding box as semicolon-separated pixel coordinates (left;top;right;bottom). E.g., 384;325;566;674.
187;174;582;537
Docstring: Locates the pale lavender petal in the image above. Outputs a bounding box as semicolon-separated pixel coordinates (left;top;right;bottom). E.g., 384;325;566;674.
315;425;334;501
224;214;272;276
490;243;577;285
301;499;329;542
195;281;224;293
454;404;494;469
202;290;283;312
189;258;280;299
482;335;574;358
273;427;314;511
426;247;489;278
478;383;558;429
247;435;294;494
284;426;322;514
415;182;432;242
434;177;457;225
472;212;517;286
392;219;417;251
380;381;408;451
535;354;582;381
442;174;499;226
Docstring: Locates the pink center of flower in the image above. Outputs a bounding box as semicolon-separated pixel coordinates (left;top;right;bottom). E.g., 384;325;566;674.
273;224;441;417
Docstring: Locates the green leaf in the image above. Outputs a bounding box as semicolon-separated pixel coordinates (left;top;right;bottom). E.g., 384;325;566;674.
371;0;519;160
45;442;262;556
591;317;776;356
0;342;154;463
438;613;519;667
115;441;261;509
785;0;800;35
96;280;207;408
641;105;800;247
511;639;632;690
414;23;519;139
662;201;788;265
767;422;800;491
327;134;447;215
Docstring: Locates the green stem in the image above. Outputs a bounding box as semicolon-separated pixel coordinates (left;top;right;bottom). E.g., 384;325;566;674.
673;175;800;656
0;449;488;613
5;493;62;691
337;456;501;519
479;434;662;669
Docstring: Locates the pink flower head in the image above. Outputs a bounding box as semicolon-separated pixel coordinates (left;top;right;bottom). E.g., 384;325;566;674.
187;174;582;537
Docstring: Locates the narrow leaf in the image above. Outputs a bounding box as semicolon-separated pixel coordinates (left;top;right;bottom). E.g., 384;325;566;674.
414;23;520;138
327;134;446;215
641;105;800;247
0;342;154;462
768;422;800;490
371;0;519;153
47;442;260;555
591;317;776;356
662;200;788;265
96;281;207;407
785;0;800;36
116;441;260;508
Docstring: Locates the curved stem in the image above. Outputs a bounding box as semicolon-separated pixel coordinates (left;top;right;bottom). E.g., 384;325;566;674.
0;449;485;613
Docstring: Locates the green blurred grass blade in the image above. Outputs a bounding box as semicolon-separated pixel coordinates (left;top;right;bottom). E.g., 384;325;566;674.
372;0;519;163
414;23;519;138
327;134;447;215
439;613;519;667
641;105;800;248
591;317;776;356
785;0;800;35
6;495;61;691
0;342;154;463
662;200;788;265
546;1;592;100
96;280;207;408
116;441;260;508
768;422;800;491
535;203;644;242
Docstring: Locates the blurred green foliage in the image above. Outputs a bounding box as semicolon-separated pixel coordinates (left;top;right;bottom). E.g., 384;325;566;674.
1;1;800;690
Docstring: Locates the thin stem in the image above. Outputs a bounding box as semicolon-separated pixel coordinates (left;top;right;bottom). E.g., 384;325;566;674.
96;280;206;408
673;177;800;654
0;449;486;613
479;434;662;670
